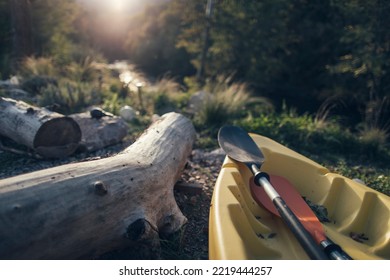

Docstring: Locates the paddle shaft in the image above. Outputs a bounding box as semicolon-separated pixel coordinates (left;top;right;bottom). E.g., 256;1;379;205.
320;238;352;260
251;164;328;260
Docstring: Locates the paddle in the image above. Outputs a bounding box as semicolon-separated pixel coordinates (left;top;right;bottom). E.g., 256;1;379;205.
218;125;351;260
250;175;352;260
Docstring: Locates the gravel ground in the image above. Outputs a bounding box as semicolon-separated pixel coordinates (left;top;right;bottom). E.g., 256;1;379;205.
0;139;225;260
171;148;225;259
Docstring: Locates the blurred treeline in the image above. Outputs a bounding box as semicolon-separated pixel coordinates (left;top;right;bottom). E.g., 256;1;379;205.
1;0;390;128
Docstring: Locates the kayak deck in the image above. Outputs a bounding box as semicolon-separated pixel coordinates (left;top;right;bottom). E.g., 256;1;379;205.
209;134;390;260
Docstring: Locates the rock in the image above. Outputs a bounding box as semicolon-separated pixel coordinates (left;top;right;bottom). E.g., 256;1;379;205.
190;196;198;205
192;148;225;162
152;114;160;123
0;76;20;89
10;76;20;85
204;148;225;160
353;178;366;185
0;78;37;104
119;105;136;121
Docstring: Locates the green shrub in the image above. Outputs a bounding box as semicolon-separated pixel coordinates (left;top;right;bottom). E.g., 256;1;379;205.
102;93;121;115
22;76;58;95
153;93;176;115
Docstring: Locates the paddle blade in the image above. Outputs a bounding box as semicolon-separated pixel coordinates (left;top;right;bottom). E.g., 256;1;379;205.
218;126;265;165
250;175;327;243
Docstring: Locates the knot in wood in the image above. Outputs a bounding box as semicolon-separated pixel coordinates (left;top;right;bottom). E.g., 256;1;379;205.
94;181;108;196
26;107;35;114
126;218;147;241
126;218;158;241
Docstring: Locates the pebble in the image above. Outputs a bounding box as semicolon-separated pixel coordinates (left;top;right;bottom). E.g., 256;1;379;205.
190;196;198;205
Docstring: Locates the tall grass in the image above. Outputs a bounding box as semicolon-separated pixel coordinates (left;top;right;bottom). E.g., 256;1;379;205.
194;76;273;128
238;104;390;164
143;77;188;115
358;126;388;152
363;97;390;131
358;97;389;151
65;56;99;83
37;82;98;114
314;97;339;130
16;56;108;113
19;56;57;77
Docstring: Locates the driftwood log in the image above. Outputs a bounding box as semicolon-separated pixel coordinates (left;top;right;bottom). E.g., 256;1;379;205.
69;111;128;153
0;97;81;158
0;112;196;259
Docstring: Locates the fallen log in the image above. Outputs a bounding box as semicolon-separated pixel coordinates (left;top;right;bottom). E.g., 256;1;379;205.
69;111;128;153
0;97;81;158
0;112;196;259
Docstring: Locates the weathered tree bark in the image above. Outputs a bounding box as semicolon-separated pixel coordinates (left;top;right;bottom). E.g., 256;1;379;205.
0;112;195;259
0;97;81;158
69;112;128;153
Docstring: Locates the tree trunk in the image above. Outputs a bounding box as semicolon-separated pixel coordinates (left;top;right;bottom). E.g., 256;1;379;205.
0;97;81;158
0;112;195;259
9;0;33;67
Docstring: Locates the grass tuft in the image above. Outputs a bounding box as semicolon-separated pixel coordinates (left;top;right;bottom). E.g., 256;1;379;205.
194;76;273;129
20;56;57;77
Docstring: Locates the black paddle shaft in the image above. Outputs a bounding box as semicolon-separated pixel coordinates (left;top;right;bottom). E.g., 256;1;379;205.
273;197;328;260
254;168;329;260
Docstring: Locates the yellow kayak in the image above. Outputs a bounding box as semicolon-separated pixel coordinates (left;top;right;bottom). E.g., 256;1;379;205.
209;133;390;260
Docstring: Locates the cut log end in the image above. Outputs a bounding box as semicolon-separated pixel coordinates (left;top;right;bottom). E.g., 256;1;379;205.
33;117;81;158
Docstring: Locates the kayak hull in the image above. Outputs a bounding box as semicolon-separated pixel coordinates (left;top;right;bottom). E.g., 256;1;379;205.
209;134;390;260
